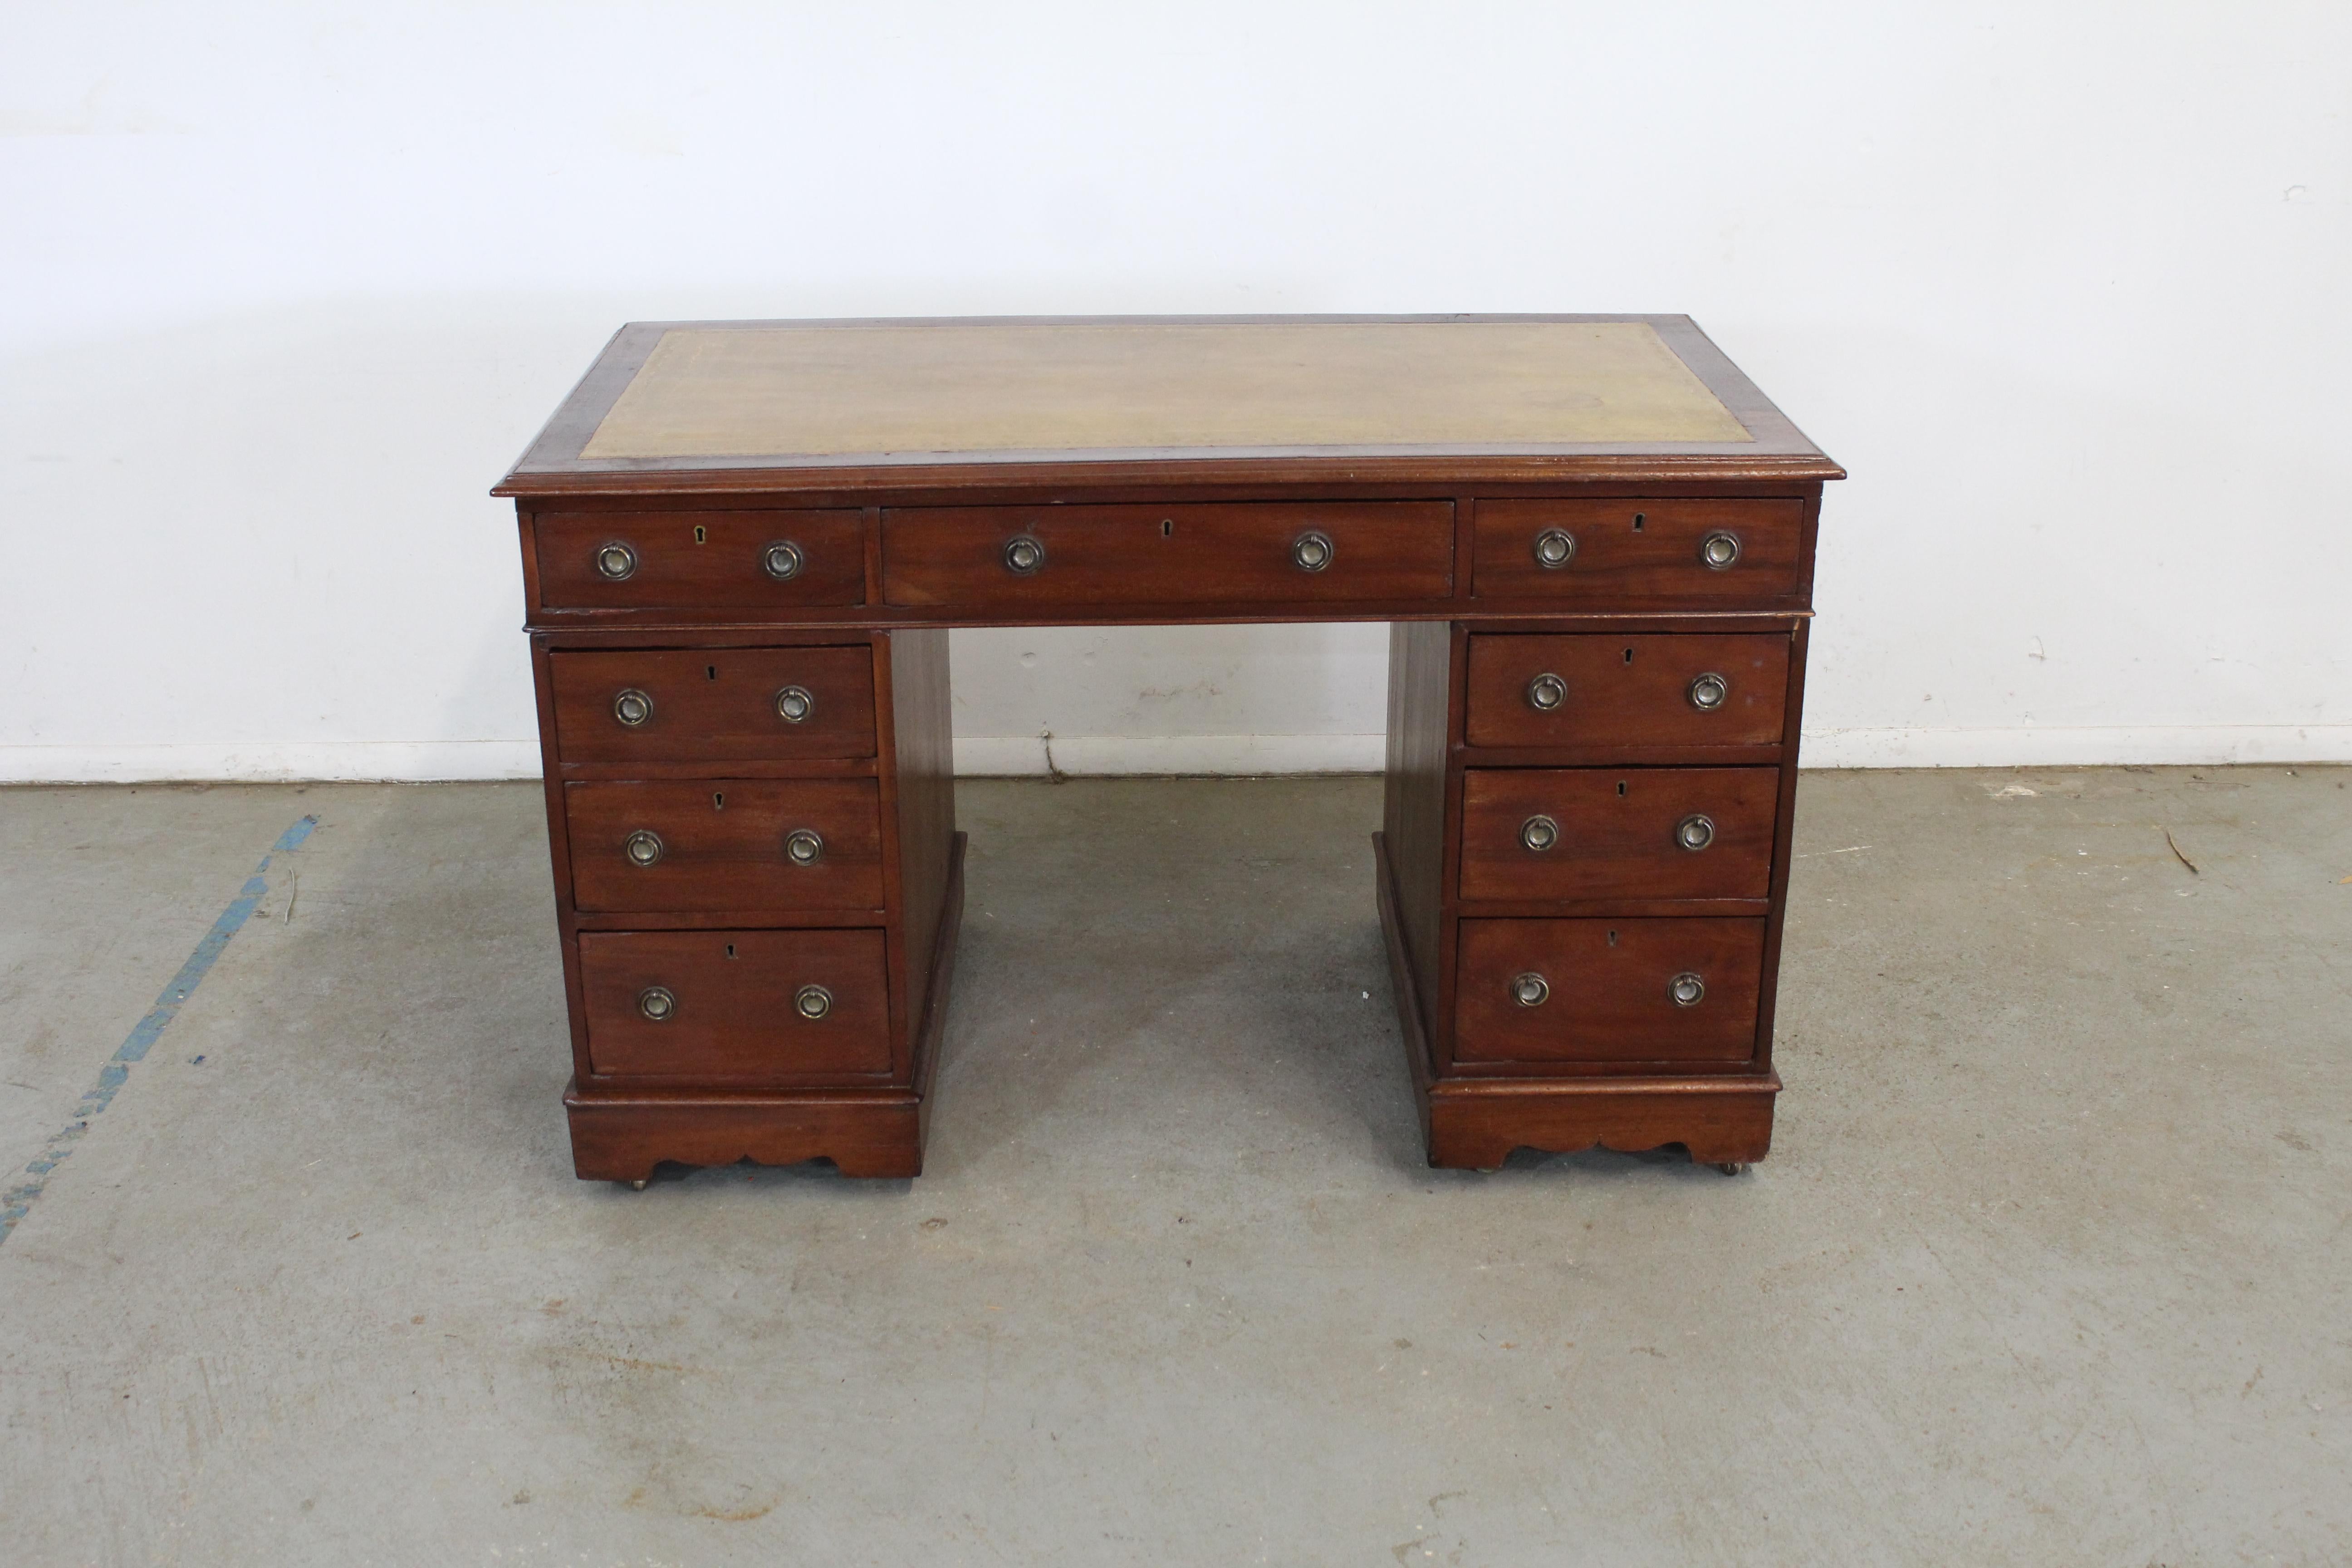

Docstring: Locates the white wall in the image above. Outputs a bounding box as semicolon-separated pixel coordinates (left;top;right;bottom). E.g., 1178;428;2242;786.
4;1;2347;781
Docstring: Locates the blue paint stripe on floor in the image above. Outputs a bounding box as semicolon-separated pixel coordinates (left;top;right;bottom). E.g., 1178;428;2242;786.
0;814;318;1247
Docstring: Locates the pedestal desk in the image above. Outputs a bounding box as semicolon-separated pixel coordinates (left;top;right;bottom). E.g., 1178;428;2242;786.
494;316;1842;1182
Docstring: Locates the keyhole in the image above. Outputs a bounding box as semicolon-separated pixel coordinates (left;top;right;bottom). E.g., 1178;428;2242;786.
1632;512;1646;531
725;943;736;959
712;791;725;810
1617;780;1627;797
693;525;706;544
1608;929;1619;946
706;665;717;681
1161;518;1173;538
1623;647;1634;665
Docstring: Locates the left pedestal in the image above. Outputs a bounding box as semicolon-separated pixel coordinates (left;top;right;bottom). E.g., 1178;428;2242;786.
529;623;960;1182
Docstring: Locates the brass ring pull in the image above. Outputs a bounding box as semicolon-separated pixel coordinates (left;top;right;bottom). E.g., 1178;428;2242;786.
1511;972;1550;1007
1676;814;1716;852
1520;814;1560;853
637;985;677;1022
594;541;638;580
1525;673;1568;711
1688;672;1729;710
762;540;804;580
1291;531;1335;572
794;984;833;1021
622;829;664;867
1532;528;1576;568
612;688;653;727
784;828;825;866
774;685;814;724
1699;531;1741;570
1003;535;1046;575
1668;972;1706;1007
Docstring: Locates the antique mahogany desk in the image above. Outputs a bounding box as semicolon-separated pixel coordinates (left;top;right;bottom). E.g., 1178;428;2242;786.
495;316;1841;1183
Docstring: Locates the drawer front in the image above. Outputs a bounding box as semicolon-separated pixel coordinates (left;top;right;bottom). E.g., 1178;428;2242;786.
565;779;885;913
579;928;892;1080
548;647;876;764
1464;634;1788;751
881;502;1453;607
1459;768;1778;902
1454;918;1764;1065
534;510;865;610
1472;498;1804;601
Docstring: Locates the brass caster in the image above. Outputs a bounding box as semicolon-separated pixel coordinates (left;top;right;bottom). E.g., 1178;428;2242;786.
627;1179;648;1191
1713;1162;1748;1177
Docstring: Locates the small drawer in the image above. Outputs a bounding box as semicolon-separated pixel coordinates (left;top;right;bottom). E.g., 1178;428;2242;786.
548;647;876;765
565;779;884;913
1472;498;1803;601
881;501;1453;607
1459;768;1778;902
1464;634;1788;752
1454;918;1764;1065
534;510;865;611
578;928;892;1080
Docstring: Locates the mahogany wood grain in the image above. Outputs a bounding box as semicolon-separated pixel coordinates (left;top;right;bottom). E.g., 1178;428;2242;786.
1471;498;1803;602
563;832;967;1181
548;647;875;764
534;509;865;611
1452;917;1765;1065
1463;633;1789;751
578;927;892;1081
563;779;883;913
884;629;957;1065
881;502;1452;607
1457;767;1778;902
1382;620;1454;1038
1377;831;1773;1168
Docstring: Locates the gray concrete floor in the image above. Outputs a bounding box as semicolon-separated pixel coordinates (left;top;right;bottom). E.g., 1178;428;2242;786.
0;769;2347;1565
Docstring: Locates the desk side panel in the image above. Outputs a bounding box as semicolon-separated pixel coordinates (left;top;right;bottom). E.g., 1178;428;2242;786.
1383;620;1454;1045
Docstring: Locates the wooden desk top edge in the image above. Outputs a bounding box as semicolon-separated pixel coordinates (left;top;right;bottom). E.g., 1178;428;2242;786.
495;314;1843;499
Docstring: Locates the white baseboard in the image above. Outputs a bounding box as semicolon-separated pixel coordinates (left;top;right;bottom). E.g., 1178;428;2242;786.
1797;724;2352;768
2;726;2345;784
953;733;1388;776
0;741;544;783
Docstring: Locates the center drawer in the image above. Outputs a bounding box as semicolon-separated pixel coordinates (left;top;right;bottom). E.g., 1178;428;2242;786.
1458;767;1778;902
565;779;885;913
880;501;1453;607
578;928;893;1081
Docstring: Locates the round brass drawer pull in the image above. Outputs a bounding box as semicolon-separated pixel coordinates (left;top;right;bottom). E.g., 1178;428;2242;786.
1291;530;1335;572
594;540;638;580
1525;672;1568;711
774;685;814;724
1700;530;1742;570
794;984;833;1021
1676;813;1717;852
762;540;805;580
622;829;664;867
1688;672;1729;710
612;688;653;727
1668;972;1706;1007
1003;535;1046;575
1532;528;1576;569
785;828;825;866
1511;971;1550;1007
637;985;677;1022
1520;814;1560;853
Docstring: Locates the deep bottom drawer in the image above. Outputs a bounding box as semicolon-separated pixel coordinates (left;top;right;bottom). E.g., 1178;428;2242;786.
1453;917;1764;1064
579;928;892;1080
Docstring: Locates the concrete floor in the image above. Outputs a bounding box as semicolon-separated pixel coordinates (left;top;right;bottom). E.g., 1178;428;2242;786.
0;769;2347;1565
